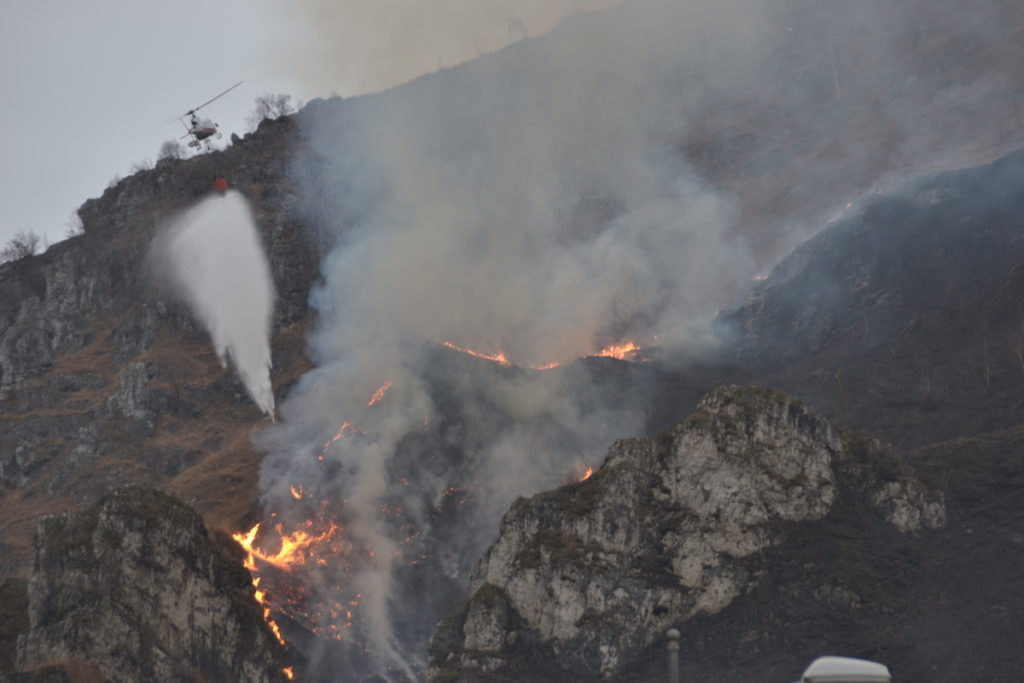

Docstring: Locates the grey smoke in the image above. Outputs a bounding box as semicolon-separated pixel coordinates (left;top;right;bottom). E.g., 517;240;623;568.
281;0;619;95
248;0;1024;679
153;190;277;417
250;0;807;679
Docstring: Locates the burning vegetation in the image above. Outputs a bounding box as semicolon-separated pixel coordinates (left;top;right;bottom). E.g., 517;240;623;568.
232;376;439;676
233;516;351;647
588;340;648;361
233;337;650;675
442;338;653;369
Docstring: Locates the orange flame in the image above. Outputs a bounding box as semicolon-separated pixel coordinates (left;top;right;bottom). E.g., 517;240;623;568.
234;524;289;646
321;421;367;459
442;338;651;368
233;511;374;650
276;525;342;569
326;421;366;443
580;466;594;481
442;341;510;366
590;341;645;361
262;600;286;644
290;486;303;500
442;341;565;370
367;379;394;407
283;666;295;680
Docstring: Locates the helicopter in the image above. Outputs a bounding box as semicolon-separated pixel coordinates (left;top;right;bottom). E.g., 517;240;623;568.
176;81;243;152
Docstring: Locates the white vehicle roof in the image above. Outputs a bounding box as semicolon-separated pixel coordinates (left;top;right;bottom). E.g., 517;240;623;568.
801;656;891;682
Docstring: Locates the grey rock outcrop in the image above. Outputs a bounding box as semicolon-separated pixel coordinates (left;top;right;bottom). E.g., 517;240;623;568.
0;113;313;404
430;386;944;681
13;487;291;682
104;362;156;436
0;246;113;399
0;116;317;576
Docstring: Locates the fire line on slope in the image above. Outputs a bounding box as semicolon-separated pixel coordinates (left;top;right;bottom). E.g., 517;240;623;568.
441;338;653;369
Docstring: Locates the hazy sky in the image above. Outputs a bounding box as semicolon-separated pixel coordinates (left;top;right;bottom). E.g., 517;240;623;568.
0;0;616;252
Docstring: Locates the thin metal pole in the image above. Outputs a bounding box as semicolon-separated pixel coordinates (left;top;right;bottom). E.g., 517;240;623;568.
667;628;680;683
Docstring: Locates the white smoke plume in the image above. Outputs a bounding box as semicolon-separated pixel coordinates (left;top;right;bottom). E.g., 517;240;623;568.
243;0;1024;679
153;190;277;417
249;1;788;679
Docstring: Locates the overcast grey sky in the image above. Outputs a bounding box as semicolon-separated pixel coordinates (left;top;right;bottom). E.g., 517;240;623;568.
0;0;616;252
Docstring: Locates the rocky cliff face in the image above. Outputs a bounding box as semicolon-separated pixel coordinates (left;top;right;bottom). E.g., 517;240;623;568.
430;386;944;681
12;487;290;682
0;116;315;576
0;115;310;402
2;3;1024;680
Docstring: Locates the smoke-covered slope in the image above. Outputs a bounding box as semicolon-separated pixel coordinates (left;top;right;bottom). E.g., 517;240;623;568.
721;146;1024;448
426;135;1024;682
2;0;1024;680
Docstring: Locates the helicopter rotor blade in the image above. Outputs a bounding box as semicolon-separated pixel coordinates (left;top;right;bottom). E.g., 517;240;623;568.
188;80;244;115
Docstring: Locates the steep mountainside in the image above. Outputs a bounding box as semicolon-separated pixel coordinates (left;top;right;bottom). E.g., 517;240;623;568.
430;387;944;681
721;147;1024;449
425;119;1024;683
2;0;1024;680
14;487;289;682
2;0;1021;575
0;118;311;576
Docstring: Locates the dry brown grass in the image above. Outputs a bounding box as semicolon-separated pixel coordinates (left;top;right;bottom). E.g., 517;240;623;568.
0;309;313;575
